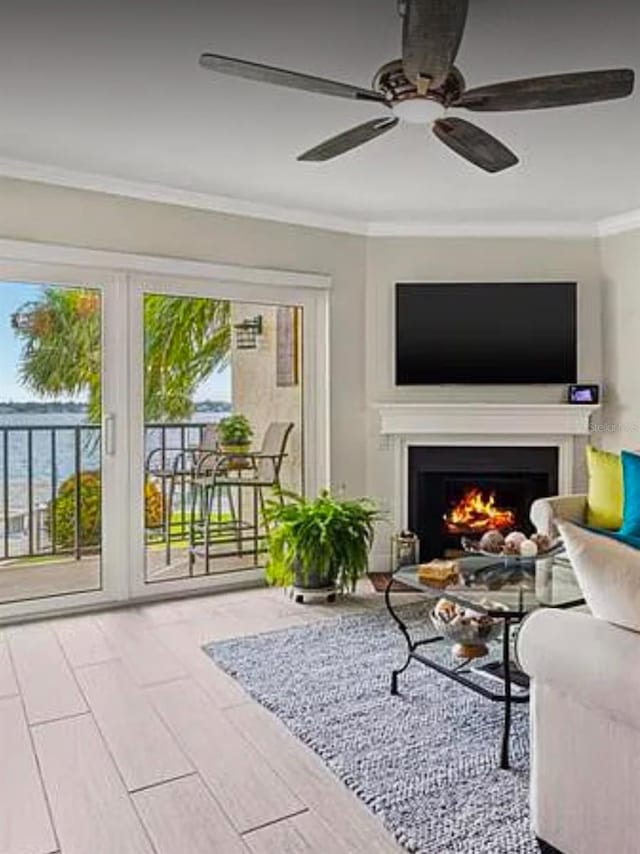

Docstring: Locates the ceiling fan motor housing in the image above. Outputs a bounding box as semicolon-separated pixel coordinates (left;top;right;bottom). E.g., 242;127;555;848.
373;60;465;108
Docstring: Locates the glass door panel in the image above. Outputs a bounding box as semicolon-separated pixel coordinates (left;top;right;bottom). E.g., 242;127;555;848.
0;280;103;605
140;290;304;587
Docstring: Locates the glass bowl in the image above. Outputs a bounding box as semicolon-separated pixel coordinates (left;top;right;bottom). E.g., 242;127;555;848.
430;601;505;659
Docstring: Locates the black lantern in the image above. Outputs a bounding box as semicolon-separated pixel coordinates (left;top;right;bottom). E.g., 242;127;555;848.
233;315;263;350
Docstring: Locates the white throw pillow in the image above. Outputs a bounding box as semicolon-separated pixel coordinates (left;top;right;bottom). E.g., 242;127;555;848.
558;520;640;632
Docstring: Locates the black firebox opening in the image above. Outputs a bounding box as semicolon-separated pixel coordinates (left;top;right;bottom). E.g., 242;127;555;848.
408;446;558;561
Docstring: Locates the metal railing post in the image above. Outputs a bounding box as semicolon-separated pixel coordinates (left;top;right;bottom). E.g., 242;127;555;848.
2;430;8;560
27;429;34;556
73;426;82;561
50;429;57;555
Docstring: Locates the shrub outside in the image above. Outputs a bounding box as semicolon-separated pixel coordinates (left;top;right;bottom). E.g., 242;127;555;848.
47;471;163;550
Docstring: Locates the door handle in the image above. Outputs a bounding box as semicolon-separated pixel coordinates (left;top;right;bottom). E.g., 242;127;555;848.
104;413;116;456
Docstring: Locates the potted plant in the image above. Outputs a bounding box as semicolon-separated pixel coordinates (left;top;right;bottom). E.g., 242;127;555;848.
218;413;253;453
263;490;381;600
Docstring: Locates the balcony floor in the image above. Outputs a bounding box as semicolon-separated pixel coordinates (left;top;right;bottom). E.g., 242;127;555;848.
0;583;402;854
0;547;261;606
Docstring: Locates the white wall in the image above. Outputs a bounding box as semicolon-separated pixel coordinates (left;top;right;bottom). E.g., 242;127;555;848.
599;228;640;452
364;237;603;556
365;236;603;406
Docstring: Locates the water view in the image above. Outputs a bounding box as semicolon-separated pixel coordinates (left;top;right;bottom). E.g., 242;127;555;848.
0;280;231;560
0;409;229;510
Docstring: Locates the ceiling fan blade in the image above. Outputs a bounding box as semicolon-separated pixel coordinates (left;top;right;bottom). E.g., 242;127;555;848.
402;0;469;86
455;69;635;112
433;118;518;173
297;117;399;162
199;53;386;103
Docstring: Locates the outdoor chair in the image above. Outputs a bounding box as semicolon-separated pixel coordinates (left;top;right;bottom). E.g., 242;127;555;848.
145;423;222;565
188;421;294;574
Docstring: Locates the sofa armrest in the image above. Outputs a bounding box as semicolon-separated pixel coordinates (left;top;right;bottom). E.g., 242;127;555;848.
518;609;640;731
530;493;587;537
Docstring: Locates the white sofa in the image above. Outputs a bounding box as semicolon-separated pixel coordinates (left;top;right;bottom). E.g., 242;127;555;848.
518;607;640;854
529;493;588;538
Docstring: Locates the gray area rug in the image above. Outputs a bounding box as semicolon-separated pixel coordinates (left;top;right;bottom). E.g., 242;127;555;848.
204;603;535;854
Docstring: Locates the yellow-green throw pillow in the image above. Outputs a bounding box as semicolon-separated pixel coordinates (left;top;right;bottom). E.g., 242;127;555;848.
586;445;623;529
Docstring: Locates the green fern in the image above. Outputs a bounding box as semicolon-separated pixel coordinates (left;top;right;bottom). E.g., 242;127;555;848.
263;490;383;592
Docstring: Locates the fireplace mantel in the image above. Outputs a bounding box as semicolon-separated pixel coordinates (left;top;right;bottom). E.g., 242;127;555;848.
373;403;599;543
375;403;599;437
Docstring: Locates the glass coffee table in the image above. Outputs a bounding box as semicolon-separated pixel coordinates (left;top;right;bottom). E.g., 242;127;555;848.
385;552;584;769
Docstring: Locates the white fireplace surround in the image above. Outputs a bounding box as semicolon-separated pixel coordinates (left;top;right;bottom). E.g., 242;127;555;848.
375;403;599;530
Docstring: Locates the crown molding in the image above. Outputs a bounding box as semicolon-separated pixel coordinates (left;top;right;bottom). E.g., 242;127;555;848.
364;220;597;238
598;208;640;237
0;157;369;237
1;155;638;240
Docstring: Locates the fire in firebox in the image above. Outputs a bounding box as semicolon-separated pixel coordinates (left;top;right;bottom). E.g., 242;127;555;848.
444;488;516;535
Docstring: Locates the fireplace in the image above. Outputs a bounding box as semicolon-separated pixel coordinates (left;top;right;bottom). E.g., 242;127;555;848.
408;446;558;560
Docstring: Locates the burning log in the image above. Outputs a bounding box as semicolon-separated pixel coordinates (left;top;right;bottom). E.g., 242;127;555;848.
444;487;515;535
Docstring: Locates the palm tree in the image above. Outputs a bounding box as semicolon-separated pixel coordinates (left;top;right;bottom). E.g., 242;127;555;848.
12;288;231;421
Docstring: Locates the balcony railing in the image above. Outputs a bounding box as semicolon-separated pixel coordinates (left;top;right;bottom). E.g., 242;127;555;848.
0;421;211;562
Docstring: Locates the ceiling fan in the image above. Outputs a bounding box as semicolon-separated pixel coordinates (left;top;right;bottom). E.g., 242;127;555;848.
199;0;635;174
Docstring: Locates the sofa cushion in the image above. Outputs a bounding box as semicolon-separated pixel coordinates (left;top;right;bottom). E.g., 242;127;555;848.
600;528;640;550
558;520;640;632
585;445;623;530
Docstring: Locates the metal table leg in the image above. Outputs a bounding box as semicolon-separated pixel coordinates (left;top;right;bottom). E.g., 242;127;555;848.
385;572;527;771
385;574;418;695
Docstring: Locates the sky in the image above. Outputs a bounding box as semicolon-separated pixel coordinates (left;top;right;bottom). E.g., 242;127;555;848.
0;282;231;403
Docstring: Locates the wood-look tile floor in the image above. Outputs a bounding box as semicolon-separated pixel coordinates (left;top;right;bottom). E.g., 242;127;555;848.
0;585;404;854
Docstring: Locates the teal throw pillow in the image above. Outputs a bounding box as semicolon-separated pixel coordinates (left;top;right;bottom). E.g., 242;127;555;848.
620;450;640;539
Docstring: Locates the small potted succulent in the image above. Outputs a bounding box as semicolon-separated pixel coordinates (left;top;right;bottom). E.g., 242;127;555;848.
218;413;253;454
263;490;381;600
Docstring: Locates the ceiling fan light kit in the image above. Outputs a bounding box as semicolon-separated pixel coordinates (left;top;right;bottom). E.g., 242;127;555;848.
392;98;444;124
199;0;635;174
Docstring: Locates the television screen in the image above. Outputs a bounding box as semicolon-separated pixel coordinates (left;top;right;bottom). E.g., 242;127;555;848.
395;282;577;385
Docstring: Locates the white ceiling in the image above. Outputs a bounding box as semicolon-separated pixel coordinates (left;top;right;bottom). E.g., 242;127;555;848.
0;0;638;230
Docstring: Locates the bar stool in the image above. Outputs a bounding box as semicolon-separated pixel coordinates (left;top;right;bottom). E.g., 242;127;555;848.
145;424;220;566
188;422;294;573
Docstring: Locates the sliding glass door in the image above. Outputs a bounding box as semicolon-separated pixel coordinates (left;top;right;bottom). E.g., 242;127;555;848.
128;277;311;597
0;255;328;618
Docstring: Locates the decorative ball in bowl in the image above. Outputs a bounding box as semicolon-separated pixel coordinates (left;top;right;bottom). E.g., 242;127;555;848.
430;598;505;660
461;529;561;563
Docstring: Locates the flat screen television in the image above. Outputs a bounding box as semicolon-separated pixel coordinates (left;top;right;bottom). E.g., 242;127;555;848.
395;282;577;385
